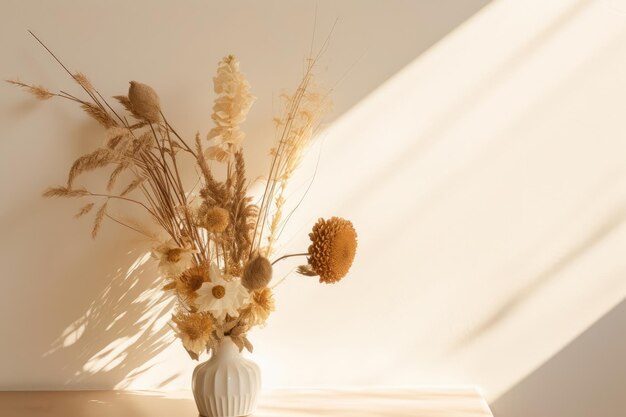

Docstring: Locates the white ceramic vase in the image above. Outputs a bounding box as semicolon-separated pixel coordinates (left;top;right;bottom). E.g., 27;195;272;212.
192;336;261;417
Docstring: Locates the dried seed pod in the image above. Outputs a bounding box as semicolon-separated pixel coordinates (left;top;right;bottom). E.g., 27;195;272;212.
242;255;272;290
128;81;161;123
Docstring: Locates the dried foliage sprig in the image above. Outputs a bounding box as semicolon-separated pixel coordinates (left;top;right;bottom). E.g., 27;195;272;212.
11;31;357;359
250;62;331;257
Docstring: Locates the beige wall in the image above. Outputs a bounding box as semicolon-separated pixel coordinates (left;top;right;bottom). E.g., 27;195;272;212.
1;0;626;414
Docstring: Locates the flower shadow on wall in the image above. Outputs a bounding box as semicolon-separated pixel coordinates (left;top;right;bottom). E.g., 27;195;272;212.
0;96;182;389
38;248;177;389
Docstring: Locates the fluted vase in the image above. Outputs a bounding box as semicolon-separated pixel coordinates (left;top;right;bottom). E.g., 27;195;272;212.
192;336;261;417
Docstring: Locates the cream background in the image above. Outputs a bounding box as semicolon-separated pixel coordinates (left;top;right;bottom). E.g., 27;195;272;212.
2;0;626;415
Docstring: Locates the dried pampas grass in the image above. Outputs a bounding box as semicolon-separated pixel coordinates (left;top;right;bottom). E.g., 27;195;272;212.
251;62;331;257
74;203;95;218
6;80;53;100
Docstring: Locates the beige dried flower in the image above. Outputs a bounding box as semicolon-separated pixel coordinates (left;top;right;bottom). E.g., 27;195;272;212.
242;255;272;290
247;287;275;326
305;217;357;284
152;239;197;277
202;206;230;233
172;310;213;357
128;81;161;123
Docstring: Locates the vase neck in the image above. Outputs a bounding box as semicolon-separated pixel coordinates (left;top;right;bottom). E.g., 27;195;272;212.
215;336;240;359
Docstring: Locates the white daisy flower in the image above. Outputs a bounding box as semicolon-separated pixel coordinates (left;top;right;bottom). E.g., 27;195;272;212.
196;263;249;321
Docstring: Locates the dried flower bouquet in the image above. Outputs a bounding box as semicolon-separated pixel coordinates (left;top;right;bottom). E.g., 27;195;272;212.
9;32;357;359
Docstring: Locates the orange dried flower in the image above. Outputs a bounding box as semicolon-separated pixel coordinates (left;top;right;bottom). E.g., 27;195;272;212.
306;217;357;284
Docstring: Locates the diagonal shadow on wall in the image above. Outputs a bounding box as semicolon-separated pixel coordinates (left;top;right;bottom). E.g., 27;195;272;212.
37;249;178;390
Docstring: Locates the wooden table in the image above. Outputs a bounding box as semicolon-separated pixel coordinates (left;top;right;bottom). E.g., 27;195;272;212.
0;389;493;416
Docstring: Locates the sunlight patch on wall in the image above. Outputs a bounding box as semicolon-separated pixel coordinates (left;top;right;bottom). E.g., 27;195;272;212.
245;0;626;400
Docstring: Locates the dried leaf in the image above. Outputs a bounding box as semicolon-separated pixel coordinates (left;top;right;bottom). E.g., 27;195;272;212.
185;347;199;361
231;335;245;352
230;325;245;337
296;264;317;276
223;319;239;333
208;333;221;352
242;335;253;353
214;325;224;340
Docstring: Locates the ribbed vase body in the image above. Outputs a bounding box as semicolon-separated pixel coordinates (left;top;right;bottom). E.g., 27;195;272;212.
192;337;261;417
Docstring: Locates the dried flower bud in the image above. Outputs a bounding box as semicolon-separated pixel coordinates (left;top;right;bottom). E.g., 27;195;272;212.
128;81;161;123
242;255;272;290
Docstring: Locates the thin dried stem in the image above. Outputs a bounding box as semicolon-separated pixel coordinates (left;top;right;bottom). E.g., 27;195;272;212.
271;252;308;266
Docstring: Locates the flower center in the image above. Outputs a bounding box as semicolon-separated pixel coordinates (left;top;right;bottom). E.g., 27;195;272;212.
189;275;204;291
186;328;200;340
212;285;226;299
166;248;183;262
